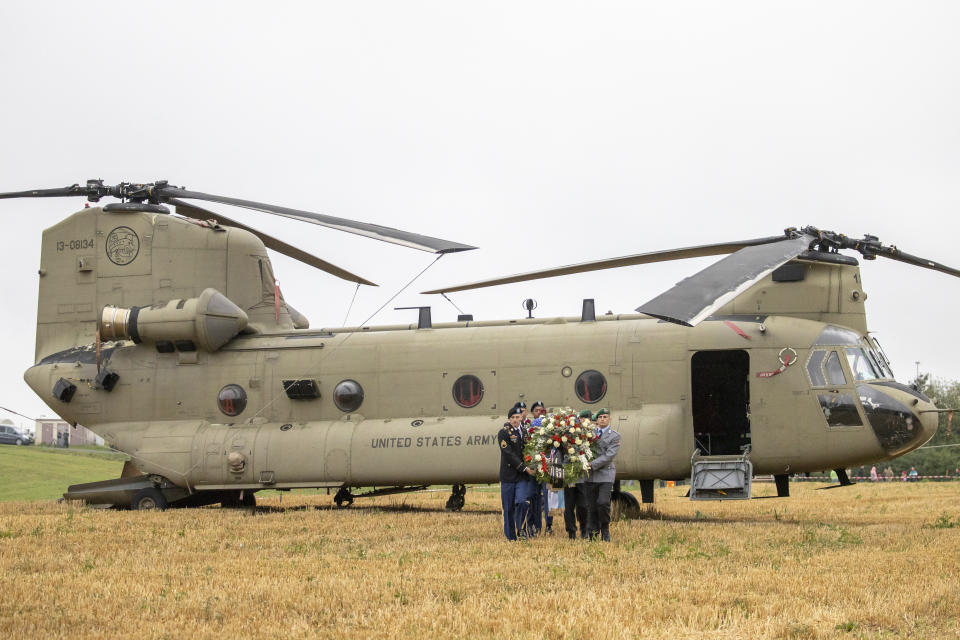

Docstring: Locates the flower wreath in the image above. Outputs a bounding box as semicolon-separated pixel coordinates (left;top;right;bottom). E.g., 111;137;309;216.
521;407;600;487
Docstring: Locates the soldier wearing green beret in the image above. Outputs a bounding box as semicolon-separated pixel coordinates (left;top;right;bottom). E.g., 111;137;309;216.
584;408;621;541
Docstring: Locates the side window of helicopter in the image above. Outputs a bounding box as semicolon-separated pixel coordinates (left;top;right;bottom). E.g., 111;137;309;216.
218;384;247;417
845;348;879;381
806;350;827;387
817;393;863;427
333;380;364;412
824;351;847;386
575;370;607;404
452;375;484;408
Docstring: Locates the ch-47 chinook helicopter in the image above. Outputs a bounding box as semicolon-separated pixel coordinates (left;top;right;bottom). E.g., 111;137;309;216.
2;180;956;512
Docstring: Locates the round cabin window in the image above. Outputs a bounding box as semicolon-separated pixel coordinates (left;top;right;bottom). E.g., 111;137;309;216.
218;384;247;416
334;379;364;412
575;370;607;404
452;374;484;408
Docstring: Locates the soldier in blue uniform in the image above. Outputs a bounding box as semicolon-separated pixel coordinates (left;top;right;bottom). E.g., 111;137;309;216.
498;406;535;540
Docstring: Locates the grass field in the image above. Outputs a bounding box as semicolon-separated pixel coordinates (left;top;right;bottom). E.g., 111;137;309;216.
0;445;127;502
0;479;958;639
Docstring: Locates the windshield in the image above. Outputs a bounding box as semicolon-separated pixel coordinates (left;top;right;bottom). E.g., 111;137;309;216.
846;348;880;381
868;337;896;379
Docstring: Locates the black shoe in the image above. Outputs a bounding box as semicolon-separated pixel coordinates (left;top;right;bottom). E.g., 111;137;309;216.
545;527;553;535
568;532;576;539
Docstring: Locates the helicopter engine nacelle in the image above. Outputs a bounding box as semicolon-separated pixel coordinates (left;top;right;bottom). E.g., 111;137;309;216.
99;288;248;352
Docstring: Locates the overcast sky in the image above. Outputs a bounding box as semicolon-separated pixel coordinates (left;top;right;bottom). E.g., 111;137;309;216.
1;1;958;426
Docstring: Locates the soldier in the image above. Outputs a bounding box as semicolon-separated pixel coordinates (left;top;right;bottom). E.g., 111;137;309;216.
583;408;621;541
498;406;535;540
563;410;592;539
529;401;553;535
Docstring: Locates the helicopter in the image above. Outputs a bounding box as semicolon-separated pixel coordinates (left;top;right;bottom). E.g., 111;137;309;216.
1;180;955;511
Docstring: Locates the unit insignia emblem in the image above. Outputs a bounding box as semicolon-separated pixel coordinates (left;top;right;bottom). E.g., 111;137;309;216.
105;226;140;266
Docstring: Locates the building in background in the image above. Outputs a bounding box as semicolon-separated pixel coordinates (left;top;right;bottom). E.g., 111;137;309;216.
34;418;102;447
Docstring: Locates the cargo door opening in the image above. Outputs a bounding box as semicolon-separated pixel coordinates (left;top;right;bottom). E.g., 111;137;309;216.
692;350;750;456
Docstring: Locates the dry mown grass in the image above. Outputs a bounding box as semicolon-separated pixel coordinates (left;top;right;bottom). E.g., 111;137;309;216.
1;482;958;640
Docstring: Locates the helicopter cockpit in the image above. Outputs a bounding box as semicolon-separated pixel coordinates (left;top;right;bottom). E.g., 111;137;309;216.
807;324;934;457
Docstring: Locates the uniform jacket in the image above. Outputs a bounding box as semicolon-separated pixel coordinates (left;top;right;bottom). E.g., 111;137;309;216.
586;427;621;483
498;424;528;483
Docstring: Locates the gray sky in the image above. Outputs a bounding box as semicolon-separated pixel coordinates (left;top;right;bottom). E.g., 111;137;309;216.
1;1;958;426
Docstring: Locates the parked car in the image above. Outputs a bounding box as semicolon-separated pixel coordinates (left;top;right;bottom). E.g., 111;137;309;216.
0;425;33;445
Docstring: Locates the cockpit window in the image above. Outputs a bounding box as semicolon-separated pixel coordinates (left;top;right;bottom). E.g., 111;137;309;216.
814;325;861;346
818;393;863;427
869;338;896;378
824;351;847;386
865;349;886;379
806;350;827;387
846;348;880;381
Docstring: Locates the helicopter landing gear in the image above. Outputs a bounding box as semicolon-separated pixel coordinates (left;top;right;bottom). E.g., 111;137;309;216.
445;484;466;511
221;491;257;509
638;479;655;504
131;487;167;511
611;482;642;520
334;486;354;508
774;474;790;497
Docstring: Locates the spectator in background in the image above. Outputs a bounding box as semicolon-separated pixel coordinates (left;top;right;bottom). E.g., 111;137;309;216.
908;467;919;482
870;465;879;482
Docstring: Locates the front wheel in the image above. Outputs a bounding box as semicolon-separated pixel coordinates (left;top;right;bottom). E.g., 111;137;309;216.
15;439;23;446
131;488;167;511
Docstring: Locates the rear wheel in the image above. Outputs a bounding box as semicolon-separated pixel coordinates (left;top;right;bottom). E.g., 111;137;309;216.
131;488;167;511
611;490;641;520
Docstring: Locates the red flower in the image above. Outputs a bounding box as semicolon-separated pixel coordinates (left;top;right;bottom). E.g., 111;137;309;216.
524;455;532;462
528;428;534;434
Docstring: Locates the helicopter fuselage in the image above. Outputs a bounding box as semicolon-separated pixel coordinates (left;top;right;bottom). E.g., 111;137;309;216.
21;205;939;498
24;312;937;491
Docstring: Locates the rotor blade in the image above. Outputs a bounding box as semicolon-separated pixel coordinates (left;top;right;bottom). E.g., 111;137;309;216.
873;246;960;279
636;233;815;326
158;186;476;255
0;184;85;199
170;199;377;286
421;235;789;294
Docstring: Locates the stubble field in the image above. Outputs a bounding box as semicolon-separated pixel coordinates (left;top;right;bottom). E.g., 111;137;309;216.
1;482;958;640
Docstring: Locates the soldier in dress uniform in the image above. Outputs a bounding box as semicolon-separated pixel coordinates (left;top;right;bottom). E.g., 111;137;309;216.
564;409;592;539
498;406;535;540
583;408;621;541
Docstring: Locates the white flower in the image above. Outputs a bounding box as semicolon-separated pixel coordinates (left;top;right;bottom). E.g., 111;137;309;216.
552;441;560;448
538;428;546;435
575;438;582;445
567;447;575;454
561;436;568;443
534;454;542;462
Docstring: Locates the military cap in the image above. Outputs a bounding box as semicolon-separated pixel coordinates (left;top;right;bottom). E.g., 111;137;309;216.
578;409;593;419
531;401;545;410
507;406;524;417
594;408;610;417
513;401;527;409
